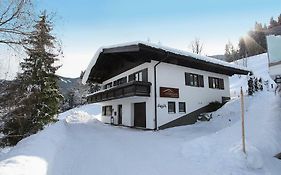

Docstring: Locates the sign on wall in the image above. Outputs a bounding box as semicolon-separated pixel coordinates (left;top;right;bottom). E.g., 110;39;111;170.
159;87;179;98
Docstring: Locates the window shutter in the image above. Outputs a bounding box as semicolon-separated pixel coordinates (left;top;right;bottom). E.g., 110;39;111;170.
208;77;212;88
102;106;106;116
219;79;224;89
128;74;134;82
185;73;190;85
199;75;204;87
142;69;148;82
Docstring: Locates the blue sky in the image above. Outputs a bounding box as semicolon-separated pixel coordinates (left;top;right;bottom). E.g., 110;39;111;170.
32;0;281;77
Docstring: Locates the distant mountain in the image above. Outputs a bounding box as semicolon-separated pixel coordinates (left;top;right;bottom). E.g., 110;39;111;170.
209;54;227;61
1;76;85;97
0;76;89;112
57;76;82;97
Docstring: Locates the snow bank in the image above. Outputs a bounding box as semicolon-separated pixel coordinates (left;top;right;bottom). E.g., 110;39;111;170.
58;103;101;120
0;111;100;175
65;111;101;124
229;143;263;169
0;121;67;175
180;92;281;175
230;53;276;97
1;92;281;175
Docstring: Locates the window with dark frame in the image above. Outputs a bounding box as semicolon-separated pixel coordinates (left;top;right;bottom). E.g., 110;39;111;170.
102;106;113;116
104;82;113;89
168;102;176;113
179;102;186;113
113;76;127;86
208;77;224;89
185;73;204;87
128;68;148;82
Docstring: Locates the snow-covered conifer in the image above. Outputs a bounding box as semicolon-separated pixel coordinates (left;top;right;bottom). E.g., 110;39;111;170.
0;12;62;146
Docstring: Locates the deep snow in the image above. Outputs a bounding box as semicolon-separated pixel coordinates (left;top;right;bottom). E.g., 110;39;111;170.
230;53;276;97
0;92;280;175
0;53;281;175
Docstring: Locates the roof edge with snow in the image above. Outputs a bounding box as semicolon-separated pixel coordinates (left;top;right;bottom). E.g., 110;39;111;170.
82;41;251;84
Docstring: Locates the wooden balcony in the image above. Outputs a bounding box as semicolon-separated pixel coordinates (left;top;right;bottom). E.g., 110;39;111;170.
87;81;152;103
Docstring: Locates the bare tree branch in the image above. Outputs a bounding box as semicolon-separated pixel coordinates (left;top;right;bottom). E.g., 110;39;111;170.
190;38;203;55
0;0;34;46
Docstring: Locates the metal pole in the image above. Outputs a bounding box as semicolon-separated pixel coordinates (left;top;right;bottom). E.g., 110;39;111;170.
154;53;169;130
241;87;246;154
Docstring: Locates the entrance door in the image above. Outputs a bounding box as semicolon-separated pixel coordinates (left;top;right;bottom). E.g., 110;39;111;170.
134;102;146;128
118;105;122;125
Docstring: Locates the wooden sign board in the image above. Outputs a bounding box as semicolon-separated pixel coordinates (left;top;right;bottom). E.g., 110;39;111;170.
160;87;179;98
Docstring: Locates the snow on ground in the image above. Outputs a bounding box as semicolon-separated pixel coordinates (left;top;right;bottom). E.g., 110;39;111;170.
0;92;280;175
58;103;101;120
1;53;281;175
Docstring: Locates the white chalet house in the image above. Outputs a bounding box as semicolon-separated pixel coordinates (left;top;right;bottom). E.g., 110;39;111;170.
82;42;249;130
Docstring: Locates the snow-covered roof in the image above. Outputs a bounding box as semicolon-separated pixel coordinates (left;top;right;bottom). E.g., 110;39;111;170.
82;41;250;84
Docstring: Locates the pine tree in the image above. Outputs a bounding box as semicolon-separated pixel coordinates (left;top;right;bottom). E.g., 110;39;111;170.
278;14;281;25
0;13;62;147
248;77;254;96
259;78;263;91
254;78;259;92
269;17;279;28
238;38;247;58
224;41;239;62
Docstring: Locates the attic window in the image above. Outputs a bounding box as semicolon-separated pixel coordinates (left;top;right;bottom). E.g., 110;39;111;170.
128;68;148;82
113;77;127;86
104;82;112;89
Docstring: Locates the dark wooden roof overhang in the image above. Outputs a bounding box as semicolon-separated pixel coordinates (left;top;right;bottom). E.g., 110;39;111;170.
87;43;250;83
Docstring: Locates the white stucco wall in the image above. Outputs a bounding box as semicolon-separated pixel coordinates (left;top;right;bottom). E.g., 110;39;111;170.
98;62;156;129
99;96;153;127
269;63;281;79
154;61;230;127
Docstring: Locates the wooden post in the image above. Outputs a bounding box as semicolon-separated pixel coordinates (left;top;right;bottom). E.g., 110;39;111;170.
240;87;246;154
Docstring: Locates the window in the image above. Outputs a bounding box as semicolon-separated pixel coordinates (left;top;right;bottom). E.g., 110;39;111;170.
102;106;112;116
113;77;127;86
208;77;224;89
129;69;148;82
185;73;204;87
104;82;112;89
168;102;176;113
179;102;186;113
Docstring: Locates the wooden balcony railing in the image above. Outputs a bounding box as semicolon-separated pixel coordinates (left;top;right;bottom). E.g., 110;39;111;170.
87;81;151;103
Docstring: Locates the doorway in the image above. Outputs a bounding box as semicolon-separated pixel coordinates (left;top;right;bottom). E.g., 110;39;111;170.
118;105;122;125
134;102;146;128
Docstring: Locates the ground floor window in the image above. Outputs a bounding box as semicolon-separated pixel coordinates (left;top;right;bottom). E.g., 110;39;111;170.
102;106;112;116
179;102;186;113
168;102;176;113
